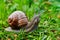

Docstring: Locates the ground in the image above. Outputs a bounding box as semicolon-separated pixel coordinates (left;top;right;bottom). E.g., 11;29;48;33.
0;0;60;40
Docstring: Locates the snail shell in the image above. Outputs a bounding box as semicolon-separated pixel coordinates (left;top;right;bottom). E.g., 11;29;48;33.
8;11;28;30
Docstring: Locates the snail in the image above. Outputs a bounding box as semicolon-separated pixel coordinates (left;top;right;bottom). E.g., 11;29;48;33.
5;11;40;32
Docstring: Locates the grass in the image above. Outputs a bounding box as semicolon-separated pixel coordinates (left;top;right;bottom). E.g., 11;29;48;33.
0;0;60;40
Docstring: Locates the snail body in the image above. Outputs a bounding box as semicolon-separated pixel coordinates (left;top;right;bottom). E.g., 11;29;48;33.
25;14;40;32
7;11;40;32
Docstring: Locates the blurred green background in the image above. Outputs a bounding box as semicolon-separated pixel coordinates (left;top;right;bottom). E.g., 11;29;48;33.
0;0;60;40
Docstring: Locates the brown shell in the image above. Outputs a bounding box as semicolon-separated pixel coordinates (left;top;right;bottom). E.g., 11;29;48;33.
8;11;28;30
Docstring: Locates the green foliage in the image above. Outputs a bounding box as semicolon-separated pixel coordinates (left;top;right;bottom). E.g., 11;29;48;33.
0;0;60;40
